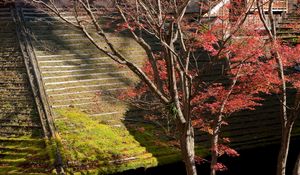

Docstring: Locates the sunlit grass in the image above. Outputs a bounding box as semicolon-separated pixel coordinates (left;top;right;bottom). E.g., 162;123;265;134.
54;108;158;174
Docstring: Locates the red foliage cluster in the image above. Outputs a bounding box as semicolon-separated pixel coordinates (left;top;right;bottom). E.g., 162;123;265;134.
213;162;228;171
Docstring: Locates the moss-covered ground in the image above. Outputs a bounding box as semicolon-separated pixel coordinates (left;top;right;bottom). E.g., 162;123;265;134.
53;108;209;174
55;108;156;174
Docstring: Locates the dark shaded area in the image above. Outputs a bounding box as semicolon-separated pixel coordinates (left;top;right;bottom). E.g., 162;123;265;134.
113;139;300;175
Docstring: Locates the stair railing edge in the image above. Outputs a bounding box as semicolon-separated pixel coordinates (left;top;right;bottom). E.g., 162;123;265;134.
11;4;65;175
12;6;49;138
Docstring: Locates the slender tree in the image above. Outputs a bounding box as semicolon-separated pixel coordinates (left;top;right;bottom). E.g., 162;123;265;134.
256;1;300;175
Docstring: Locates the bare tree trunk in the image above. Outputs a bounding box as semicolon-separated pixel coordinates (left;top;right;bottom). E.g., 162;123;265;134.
293;91;300;175
293;152;300;175
210;131;219;175
180;121;197;175
256;2;297;174
277;123;294;175
210;67;240;175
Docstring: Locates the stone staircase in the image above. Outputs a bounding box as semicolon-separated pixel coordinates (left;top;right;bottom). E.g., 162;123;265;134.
22;8;145;126
0;7;53;174
21;7;161;174
277;13;300;44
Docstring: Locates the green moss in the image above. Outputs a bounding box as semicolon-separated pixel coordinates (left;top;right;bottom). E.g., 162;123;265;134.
45;139;59;166
125;123;209;166
54;108;158;174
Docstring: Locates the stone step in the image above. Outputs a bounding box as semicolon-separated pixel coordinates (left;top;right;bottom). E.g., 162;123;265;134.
51;95;117;106
51;100;118;109
30;29;91;36
279;20;300;24
0;90;33;96
38;57;117;64
67;154;155;175
39;66;140;79
42;73;135;85
0;64;29;69
0;100;34;106
0;78;29;83
0;137;45;147
230;135;281;150
0;38;19;44
43;70;129;80
0;11;11;15
0;166;49;175
0;152;31;160
42;60;129;70
30;32;91;40
0;22;15;28
0;76;29;81
44;76;132;86
277;29;300;34
229;127;282;142
34;46;145;56
31;33;145;44
34;42;143;53
228;112;278;125
223;118;280;133
48;87;125;99
23;11;82;16
51;98;118;108
48;92;112;103
52;99;126;115
0;86;31;91
277;25;300;30
278;35;300;39
38;57;125;66
24;16;90;23
0;95;34;101
0;57;23;62
41;67;121;77
0;33;16;38
0;119;40;126
35;53;107;60
0;146;41;154
0;96;34;102
228;127;281;145
0;110;37;116
0;8;10;11
25;20;80;27
0;111;38;117
0;44;20;49
34;48;105;56
0;48;21;53
0;126;42;138
0;129;43;138
0;72;28;78
46;82;126;94
0;80;29;85
0;158;27;166
0;53;21;57
0;78;31;85
39;62;143;73
0;16;13;20
0;103;35;109
0;102;35;108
